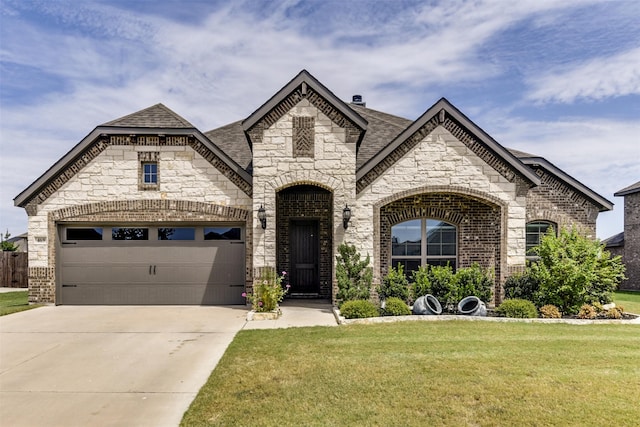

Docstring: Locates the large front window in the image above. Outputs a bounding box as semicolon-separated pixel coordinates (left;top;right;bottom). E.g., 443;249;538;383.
391;219;457;273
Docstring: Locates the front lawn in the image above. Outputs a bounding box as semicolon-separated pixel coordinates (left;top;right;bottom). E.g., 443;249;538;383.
182;322;640;426
0;291;40;316
614;290;640;315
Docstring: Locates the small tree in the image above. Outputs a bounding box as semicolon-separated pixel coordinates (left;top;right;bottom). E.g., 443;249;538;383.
530;226;626;314
335;243;373;306
1;230;18;252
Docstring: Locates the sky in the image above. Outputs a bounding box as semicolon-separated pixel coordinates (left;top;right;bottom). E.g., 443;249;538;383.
1;0;639;241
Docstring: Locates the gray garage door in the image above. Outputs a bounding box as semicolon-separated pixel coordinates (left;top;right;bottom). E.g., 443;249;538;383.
58;225;245;305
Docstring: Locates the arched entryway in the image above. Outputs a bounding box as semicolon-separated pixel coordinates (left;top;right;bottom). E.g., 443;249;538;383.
276;185;333;299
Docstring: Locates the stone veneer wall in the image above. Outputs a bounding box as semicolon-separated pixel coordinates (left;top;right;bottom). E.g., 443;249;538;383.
276;185;333;298
621;192;640;290
525;167;599;236
251;99;356;286
26;144;252;304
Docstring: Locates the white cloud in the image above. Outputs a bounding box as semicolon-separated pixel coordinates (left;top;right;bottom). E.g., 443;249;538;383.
526;47;640;104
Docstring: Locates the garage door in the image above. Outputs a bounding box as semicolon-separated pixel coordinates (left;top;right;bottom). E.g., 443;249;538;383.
59;225;245;305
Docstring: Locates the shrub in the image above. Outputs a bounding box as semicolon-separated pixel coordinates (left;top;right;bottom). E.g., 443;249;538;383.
496;299;538;318
530;226;626;314
604;306;624;319
335;243;373;305
454;263;493;303
381;297;411;316
340;300;379;319
379;264;409;302
428;264;457;310
410;265;432;302
578;304;597;319
539;304;562;318
504;271;539;303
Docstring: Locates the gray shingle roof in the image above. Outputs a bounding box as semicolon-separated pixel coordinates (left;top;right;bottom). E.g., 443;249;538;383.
204;120;253;172
603;231;624;247
101;103;194;128
614;181;640;197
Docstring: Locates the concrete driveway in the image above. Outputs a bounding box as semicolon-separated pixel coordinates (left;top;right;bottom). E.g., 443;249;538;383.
0;305;248;427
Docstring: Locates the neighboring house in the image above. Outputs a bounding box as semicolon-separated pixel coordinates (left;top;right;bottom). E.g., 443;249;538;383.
5;232;28;252
14;70;612;305
605;181;640;290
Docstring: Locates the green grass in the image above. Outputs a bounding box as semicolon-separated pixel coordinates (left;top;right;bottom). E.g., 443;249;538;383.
0;291;40;316
182;322;640;426
614;290;640;315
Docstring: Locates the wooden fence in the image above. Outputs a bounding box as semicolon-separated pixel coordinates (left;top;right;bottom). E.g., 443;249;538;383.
1;251;28;288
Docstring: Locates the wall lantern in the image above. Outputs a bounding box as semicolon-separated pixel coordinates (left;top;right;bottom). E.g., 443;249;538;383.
258;205;267;229
342;205;352;229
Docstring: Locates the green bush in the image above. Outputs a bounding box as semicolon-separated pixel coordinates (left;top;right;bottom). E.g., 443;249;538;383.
410;265;432;302
428;264;457;310
496;299;538;318
530;227;626;314
340;300;379;319
504;271;539;303
539;304;562;318
454;263;493;303
381;297;411;316
335;243;373;305
379;264;409;302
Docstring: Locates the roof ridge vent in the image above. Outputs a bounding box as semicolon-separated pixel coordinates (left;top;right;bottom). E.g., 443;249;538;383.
351;94;366;107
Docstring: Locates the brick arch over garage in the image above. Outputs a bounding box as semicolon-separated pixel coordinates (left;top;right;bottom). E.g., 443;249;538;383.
373;186;506;305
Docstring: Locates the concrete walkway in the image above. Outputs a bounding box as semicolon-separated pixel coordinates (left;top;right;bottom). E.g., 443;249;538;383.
0;302;337;427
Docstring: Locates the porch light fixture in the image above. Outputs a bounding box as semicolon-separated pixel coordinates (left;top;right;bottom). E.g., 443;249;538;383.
258;205;267;229
342;205;352;229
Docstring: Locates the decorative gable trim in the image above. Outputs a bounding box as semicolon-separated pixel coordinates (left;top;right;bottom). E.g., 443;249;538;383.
293;116;315;157
14;128;253;210
242;70;367;149
356;98;541;194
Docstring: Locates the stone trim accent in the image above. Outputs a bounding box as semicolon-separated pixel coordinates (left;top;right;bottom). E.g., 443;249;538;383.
293;116;315;158
265;170;343;193
246;87;362;146
138;151;160;191
23;134;252;210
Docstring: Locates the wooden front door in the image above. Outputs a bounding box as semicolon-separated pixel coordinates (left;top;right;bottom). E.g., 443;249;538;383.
289;220;320;294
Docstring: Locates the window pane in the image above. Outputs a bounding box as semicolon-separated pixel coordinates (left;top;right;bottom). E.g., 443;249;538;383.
441;244;456;256
143;163;158;184
392;259;421;276
526;221;554;255
158;228;195;240
112;228;149;240
204;227;241;240
392;220;421;257
66;228;103;240
427;258;456;270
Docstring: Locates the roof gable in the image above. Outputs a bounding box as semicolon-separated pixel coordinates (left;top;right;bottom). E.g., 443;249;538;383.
356;97;541;193
15;105;252;209
241;70;367;149
101;103;194;128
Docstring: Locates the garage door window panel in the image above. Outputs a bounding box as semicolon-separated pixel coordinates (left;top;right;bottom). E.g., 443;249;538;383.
204;227;242;240
158;227;195;240
66;228;103;241
112;228;149;240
